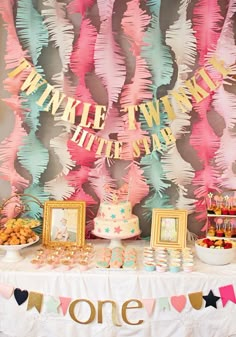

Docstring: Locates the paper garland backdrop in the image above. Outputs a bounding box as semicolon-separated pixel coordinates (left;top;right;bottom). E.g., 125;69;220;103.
0;0;235;237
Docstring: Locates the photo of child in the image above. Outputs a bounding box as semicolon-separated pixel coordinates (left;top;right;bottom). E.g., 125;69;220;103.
54;217;69;241
51;208;78;242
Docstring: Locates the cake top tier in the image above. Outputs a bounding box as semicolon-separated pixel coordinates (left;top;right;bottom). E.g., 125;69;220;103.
98;201;132;220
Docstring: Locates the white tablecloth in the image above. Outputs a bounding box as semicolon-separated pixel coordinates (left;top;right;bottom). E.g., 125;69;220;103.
0;240;235;337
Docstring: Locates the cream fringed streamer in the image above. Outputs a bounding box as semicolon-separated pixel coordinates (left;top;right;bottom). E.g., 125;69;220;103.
162;0;196;211
94;0;126;105
40;1;76;200
42;0;74;72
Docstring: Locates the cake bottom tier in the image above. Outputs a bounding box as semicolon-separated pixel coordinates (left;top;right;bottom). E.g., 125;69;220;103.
93;215;140;238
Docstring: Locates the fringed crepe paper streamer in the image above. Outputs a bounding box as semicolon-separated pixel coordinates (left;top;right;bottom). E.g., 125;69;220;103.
189;0;224;220
162;0;196;211
40;2;76;201
67;0;98;221
0;0;29;195
44;176;75;201
89;0;127;233
42;0;74;72
67;0;94;17
94;0;126;106
14;1;50;215
121;0;151;58
122;162;149;209
0;0;27;70
68;14;97;168
16;0;48;65
117;0;151;208
212;2;236;190
141;3;174;93
0;113;29;193
89;157;117;202
140;0;174;221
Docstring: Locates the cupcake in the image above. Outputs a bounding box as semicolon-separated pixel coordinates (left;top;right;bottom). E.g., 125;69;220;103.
215;228;224;237
207;225;215;237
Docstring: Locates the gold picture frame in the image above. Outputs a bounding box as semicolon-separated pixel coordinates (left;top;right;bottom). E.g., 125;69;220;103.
42;201;86;247
150;209;188;249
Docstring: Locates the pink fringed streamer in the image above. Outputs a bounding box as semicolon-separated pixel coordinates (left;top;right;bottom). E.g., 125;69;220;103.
118;0;150;203
118;116;148;161
70;18;97;81
67;0;98;237
0;0;27;69
89;157;116;202
67;0;94;16
122;162;149;208
120;56;153;107
192;0;224;65
121;0;151;57
190;0;224;222
213;1;236;189
0;0;29;195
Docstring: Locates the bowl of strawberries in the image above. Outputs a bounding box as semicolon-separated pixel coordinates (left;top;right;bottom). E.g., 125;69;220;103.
195;238;236;265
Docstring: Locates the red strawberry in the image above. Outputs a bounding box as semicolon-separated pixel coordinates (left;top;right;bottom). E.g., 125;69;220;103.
224;243;232;249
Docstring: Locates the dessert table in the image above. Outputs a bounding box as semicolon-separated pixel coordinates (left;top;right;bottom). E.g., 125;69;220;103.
0;240;236;337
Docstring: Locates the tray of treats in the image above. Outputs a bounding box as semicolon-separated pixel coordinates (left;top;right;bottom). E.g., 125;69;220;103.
206;191;236;215
95;246;137;270
0;224;39;262
206;192;236;239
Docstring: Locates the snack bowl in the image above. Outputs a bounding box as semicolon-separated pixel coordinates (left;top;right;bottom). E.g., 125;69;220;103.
0;236;39;263
195;238;236;265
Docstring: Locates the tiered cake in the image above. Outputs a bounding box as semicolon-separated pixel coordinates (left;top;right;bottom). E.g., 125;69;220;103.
93;201;140;239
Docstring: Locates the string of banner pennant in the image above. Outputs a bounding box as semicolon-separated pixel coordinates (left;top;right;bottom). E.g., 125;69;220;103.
0;281;235;326
8;57;231;159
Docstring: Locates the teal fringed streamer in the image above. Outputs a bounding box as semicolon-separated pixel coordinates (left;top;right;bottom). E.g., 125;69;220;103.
17;131;49;185
146;0;161;14
15;1;51;203
142;192;172;223
22;185;50;219
16;0;48;65
141;153;171;196
21;84;49;132
141;14;174;92
139;0;174;219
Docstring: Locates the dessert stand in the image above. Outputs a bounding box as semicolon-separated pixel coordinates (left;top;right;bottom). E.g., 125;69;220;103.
0;236;39;263
92;230;141;248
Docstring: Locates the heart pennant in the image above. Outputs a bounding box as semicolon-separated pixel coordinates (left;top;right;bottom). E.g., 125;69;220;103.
0;283;14;299
170;295;186;313
14;288;29;306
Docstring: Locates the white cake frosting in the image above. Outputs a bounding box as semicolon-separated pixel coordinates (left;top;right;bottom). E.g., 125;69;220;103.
93;201;140;238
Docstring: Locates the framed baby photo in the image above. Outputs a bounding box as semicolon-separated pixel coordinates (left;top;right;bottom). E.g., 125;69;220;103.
42;201;86;247
150;209;188;249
